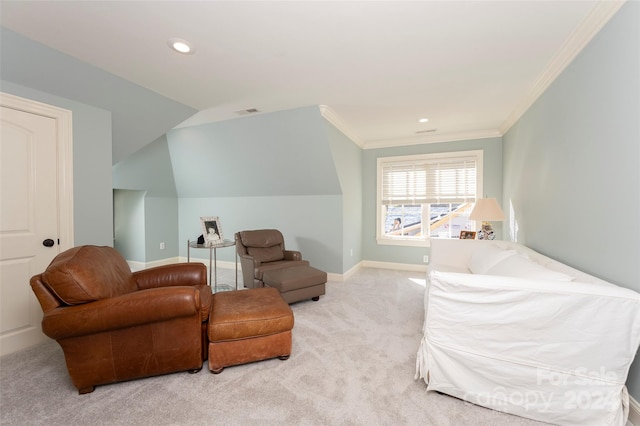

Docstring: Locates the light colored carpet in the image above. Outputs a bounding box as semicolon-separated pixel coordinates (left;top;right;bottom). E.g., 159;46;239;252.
0;267;546;425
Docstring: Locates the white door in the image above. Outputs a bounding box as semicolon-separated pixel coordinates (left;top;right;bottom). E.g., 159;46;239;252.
0;94;73;355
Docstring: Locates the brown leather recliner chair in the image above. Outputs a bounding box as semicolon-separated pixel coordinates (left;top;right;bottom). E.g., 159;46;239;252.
236;229;309;288
29;245;212;394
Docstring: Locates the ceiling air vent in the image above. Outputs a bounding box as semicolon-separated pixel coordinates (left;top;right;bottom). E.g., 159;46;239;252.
234;108;260;116
415;128;437;134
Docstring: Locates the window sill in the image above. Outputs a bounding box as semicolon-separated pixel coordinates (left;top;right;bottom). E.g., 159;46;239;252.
376;238;430;248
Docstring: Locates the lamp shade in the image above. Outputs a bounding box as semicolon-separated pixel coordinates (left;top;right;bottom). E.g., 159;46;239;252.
469;198;505;221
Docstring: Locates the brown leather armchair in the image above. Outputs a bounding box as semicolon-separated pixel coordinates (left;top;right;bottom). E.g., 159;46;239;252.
236;229;309;288
30;245;211;394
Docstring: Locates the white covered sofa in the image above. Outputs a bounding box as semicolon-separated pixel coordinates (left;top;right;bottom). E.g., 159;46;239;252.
415;239;640;425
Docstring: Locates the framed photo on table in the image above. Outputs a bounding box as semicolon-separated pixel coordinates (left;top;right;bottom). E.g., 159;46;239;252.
200;216;223;245
459;230;476;240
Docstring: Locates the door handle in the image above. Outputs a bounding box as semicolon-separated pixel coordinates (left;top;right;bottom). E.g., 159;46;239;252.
43;239;55;247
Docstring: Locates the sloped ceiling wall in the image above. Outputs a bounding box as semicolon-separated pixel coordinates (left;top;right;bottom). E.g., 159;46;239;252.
113;135;178;197
0;27;197;164
166;106;342;198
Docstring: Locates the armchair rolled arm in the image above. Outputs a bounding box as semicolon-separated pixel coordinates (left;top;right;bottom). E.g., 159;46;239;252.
134;263;207;290
42;286;201;340
283;250;302;261
239;253;260;267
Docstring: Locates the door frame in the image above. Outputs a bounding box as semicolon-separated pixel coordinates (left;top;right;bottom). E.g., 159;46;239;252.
1;92;74;252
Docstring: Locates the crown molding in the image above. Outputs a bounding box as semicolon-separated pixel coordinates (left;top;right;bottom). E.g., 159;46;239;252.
319;105;364;148
499;0;627;135
362;128;502;150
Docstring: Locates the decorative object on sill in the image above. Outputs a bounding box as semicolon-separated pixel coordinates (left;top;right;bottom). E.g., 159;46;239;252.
200;216;223;246
469;198;505;240
459;230;477;240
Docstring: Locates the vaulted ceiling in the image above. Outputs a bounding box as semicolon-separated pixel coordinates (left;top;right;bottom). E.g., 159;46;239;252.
0;1;624;149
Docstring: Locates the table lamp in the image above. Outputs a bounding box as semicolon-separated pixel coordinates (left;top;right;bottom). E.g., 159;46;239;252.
469;198;505;240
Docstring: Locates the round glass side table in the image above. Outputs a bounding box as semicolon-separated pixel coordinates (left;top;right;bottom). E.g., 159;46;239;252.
187;239;238;292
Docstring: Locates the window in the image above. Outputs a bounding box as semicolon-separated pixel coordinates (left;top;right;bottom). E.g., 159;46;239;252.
376;150;483;246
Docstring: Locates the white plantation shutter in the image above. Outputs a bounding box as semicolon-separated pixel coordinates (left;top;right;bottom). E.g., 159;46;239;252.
381;163;427;204
381;157;477;205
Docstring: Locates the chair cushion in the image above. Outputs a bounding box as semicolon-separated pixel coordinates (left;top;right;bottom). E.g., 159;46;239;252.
42;245;137;305
263;265;327;292
240;230;286;262
254;260;310;281
240;229;284;248
208;287;293;341
247;246;284;262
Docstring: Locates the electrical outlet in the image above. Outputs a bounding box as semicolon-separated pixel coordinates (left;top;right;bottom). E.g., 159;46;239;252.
423;255;429;263
160;242;166;250
350;248;353;256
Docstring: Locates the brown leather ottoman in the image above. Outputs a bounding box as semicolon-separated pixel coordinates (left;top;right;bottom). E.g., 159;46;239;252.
208;287;294;374
262;265;326;304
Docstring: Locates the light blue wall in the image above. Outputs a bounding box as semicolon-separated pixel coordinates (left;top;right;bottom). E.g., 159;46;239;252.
113;135;178;197
503;1;639;400
113;136;179;261
178;196;342;273
1;81;113;247
325;120;363;272
168;106;344;273
362;137;503;264
113;190;146;261
167;106;341;197
144;197;179;261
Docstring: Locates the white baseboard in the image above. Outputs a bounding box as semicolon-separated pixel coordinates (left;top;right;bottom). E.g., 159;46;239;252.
630;395;640;426
127;257;181;272
327;271;343;281
186;256;348;282
130;258;425;281
128;256;232;272
177;256;237;270
361;260;429;273
338;262;362;281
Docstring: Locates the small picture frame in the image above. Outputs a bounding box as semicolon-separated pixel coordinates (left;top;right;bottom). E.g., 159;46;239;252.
200;216;223;245
459;230;476;240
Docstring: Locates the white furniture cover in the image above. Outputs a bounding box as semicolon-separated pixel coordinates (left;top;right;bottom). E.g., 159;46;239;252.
416;240;640;425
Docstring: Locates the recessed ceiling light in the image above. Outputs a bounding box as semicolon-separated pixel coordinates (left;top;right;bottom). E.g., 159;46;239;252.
168;38;195;54
419;118;429;123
